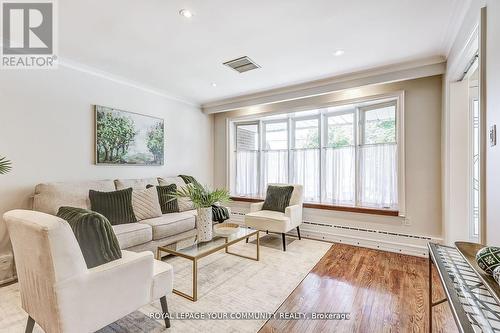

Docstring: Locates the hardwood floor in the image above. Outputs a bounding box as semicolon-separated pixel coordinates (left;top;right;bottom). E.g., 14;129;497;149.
259;243;458;333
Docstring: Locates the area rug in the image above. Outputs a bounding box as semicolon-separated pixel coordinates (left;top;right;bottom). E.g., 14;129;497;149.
0;235;331;333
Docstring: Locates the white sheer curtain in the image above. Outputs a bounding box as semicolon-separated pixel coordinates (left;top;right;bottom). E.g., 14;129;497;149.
235;151;259;196
324;146;355;205
262;150;288;193
359;143;398;208
233;101;399;209
291;149;320;202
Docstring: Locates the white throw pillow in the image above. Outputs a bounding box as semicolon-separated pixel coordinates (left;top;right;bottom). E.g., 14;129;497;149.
158;177;195;212
131;187;162;220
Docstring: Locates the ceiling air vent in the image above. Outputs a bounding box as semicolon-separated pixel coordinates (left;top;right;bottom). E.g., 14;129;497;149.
223;56;260;73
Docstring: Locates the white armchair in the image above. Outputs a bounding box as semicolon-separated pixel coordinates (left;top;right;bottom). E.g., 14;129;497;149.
244;184;304;251
4;209;173;333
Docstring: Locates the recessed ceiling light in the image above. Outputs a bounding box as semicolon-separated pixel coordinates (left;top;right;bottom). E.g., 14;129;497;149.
334;49;345;56
211;82;217;87
179;9;193;18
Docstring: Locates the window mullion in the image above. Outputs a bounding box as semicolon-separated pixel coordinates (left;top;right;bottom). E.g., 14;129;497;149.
258;120;263;196
318;113;324;203
355;108;361;207
234;124;238;196
321;114;327;203
288;117;293;184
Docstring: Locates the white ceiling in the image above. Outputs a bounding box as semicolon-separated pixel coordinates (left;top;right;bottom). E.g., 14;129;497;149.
59;0;468;105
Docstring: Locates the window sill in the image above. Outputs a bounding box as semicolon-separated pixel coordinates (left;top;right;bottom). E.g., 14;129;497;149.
229;196;399;217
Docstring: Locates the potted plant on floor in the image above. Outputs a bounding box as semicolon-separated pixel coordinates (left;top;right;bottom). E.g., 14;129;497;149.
0;156;12;174
174;183;231;242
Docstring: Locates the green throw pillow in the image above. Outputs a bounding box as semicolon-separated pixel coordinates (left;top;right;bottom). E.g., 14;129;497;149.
148;184;179;214
262;185;294;213
89;188;137;225
57;206;122;269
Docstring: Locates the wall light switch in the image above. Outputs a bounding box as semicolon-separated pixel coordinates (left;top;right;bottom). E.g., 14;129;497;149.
490;125;497;147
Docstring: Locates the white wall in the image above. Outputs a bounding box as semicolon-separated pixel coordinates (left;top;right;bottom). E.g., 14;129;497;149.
214;76;443;241
0;66;213;284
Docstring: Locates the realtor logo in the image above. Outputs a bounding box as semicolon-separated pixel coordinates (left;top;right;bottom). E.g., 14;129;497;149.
1;0;57;68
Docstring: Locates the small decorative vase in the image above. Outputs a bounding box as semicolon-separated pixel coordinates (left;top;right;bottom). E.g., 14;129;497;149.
476;246;500;275
493;266;500;285
197;207;213;242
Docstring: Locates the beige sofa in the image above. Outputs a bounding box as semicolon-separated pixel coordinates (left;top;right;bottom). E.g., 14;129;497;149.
32;177;198;253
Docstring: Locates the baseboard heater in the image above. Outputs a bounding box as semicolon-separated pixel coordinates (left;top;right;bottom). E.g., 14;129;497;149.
302;220;432;241
230;212;434;257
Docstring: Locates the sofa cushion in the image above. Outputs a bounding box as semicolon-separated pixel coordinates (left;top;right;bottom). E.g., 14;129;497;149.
33;180;116;215
112;223;152;249
114;178;159;190
89;188;137;225
56;207;122;268
140;213;196;241
244;210;291;233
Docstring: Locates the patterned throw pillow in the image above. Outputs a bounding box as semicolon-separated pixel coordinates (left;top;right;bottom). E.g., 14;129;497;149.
89;188;137;225
148;184;179;214
131;187;162;220
476;246;500;275
57;206;122;268
262;185;294;213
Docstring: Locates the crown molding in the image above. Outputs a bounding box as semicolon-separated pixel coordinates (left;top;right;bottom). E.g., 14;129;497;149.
202;56;446;114
57;57;199;107
0;40;200;107
440;0;473;56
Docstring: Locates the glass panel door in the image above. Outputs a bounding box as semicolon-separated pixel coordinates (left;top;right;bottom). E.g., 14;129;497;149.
470;75;480;242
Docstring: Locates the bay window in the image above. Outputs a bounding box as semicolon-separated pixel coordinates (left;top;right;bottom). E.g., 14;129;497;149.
231;95;403;212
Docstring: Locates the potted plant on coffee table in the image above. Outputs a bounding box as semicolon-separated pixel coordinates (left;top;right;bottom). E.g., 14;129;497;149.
174;183;231;242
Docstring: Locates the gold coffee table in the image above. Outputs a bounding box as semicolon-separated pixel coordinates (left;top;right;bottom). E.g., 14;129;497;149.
157;226;260;302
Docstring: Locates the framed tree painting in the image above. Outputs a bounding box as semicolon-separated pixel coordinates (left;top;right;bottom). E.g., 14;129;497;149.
95;105;164;165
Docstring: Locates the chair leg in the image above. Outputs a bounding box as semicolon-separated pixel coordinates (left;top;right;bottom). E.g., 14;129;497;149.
160;296;171;328
25;316;35;333
296;226;301;240
282;233;286;251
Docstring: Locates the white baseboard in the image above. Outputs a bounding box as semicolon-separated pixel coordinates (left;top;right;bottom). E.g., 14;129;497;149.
230;212;440;258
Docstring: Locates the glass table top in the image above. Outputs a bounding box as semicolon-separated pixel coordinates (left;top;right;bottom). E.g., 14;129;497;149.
158;226;258;259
